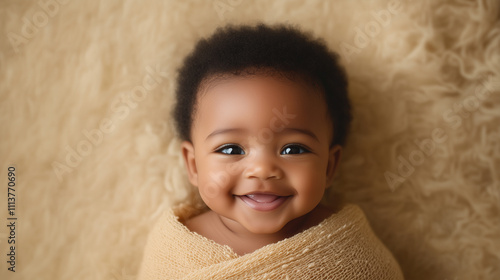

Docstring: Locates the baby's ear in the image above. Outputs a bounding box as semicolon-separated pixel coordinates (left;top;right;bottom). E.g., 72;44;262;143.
326;145;342;186
181;141;198;187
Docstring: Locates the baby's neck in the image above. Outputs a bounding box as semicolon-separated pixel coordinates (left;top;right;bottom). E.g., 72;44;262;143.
184;204;335;256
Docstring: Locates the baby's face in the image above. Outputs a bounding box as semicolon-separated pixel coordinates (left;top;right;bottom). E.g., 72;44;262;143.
182;74;341;234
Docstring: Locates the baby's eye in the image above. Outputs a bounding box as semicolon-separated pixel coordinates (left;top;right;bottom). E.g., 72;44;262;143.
280;144;310;155
215;144;245;155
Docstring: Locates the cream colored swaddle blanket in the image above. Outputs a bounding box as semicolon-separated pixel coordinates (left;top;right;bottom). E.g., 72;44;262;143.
137;203;404;279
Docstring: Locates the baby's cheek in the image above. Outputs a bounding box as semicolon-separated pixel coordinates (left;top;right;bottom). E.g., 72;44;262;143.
200;181;221;202
294;168;326;197
198;165;239;203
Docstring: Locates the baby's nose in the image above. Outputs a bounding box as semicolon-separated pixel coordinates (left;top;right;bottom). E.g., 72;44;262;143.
243;152;284;180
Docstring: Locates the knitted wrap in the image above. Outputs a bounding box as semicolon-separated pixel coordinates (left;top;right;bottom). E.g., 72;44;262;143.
138;203;404;279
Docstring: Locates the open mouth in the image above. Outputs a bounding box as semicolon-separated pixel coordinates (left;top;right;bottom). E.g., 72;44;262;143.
236;193;290;211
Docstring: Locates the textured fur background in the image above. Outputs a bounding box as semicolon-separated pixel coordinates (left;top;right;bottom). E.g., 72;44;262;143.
0;0;499;279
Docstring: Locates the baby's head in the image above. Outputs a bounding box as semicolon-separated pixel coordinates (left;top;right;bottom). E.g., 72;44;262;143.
174;24;351;234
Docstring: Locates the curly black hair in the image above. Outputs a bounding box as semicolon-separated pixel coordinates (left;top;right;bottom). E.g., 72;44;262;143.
173;23;351;146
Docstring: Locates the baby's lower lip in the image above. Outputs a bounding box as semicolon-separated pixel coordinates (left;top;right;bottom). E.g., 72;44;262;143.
237;194;290;211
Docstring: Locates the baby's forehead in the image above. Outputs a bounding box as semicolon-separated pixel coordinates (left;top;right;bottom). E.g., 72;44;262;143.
194;73;330;123
190;72;334;144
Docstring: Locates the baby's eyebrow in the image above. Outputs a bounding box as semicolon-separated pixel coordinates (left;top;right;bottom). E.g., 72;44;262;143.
205;127;319;142
280;127;319;142
205;128;245;140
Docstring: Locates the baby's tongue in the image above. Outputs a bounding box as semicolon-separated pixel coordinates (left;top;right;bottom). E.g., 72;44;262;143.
246;194;279;203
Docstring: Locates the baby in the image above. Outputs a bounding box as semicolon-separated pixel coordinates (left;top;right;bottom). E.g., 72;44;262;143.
138;24;404;279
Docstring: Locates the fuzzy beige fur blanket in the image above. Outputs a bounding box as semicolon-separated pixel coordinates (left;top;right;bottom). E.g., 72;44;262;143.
137;203;404;279
1;1;499;279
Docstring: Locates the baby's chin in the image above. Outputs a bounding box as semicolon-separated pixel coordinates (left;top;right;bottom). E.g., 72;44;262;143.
228;212;301;235
239;220;288;235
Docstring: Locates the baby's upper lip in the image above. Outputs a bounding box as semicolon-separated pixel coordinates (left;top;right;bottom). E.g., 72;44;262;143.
237;191;290;197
